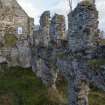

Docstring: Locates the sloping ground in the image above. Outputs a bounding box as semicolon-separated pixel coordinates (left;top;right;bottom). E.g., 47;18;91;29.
0;67;105;105
89;87;105;105
0;67;61;105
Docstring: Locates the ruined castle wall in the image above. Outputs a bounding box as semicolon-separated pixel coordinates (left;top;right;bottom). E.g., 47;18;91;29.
0;0;31;39
68;1;98;52
0;0;34;67
50;14;66;41
39;11;51;47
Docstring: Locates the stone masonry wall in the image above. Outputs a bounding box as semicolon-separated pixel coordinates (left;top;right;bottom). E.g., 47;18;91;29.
0;0;34;68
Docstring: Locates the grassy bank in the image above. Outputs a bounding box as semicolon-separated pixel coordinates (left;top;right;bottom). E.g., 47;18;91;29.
0;67;56;105
0;67;105;105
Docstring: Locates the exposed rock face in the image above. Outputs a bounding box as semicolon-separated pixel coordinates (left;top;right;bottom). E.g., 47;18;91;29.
36;57;57;86
33;46;58;86
32;12;66;86
57;58;91;105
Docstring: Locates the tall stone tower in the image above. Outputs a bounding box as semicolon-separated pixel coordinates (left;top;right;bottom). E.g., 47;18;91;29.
40;11;51;46
68;0;98;52
67;1;98;105
50;14;66;42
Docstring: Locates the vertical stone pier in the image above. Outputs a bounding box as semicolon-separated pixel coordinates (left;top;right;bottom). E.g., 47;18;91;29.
68;80;89;105
67;1;98;105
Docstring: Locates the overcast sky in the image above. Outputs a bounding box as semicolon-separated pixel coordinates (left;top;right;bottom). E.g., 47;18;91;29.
17;0;105;31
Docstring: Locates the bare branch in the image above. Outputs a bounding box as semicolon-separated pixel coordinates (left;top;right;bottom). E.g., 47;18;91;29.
68;0;72;12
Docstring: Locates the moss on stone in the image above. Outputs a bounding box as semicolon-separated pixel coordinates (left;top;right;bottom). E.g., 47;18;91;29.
88;59;105;70
81;0;92;5
89;89;105;105
4;33;17;47
98;39;105;45
57;52;70;60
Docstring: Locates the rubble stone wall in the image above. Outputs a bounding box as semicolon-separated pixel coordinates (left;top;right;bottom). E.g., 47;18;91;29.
0;0;34;68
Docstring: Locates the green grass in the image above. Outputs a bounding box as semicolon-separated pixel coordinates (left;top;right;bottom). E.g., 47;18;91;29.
88;59;105;70
0;67;54;105
0;66;105;105
89;89;105;105
98;39;105;45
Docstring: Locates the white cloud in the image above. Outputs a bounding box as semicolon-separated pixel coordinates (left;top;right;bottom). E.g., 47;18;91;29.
17;0;105;31
96;0;105;30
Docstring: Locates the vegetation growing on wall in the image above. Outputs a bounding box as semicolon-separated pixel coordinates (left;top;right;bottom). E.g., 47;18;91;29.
80;0;93;6
4;33;17;47
88;59;105;70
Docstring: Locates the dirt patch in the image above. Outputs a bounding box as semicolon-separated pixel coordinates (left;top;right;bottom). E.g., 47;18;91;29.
0;93;13;105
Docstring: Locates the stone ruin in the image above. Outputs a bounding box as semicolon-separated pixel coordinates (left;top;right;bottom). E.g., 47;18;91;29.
39;11;51;46
68;0;98;52
32;1;105;105
0;0;34;68
50;14;66;42
58;1;105;105
0;0;105;105
33;11;66;47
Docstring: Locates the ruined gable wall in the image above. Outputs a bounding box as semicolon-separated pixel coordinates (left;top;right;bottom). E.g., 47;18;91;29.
0;0;34;67
0;0;33;39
